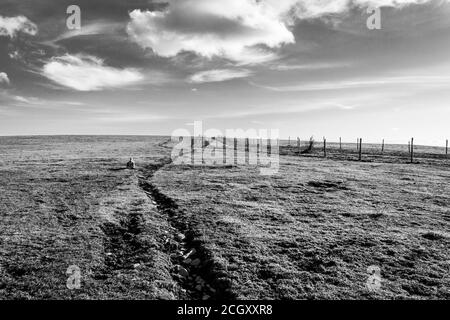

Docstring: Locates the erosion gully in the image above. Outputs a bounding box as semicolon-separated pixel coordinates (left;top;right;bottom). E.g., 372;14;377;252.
136;146;235;300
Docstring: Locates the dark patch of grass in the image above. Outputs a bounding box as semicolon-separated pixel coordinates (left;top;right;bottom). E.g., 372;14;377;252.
422;232;445;241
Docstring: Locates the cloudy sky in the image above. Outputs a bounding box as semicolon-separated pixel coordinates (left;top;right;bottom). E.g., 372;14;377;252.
0;0;449;145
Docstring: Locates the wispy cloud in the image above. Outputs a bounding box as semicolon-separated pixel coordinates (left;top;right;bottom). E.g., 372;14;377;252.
41;54;144;91
11;95;87;108
252;76;450;92
42;21;124;48
13;95;42;104
270;62;352;71
332;103;357;110
58;101;86;106
0;15;37;38
189;69;252;83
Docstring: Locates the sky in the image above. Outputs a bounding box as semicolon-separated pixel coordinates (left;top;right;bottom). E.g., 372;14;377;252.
0;0;449;145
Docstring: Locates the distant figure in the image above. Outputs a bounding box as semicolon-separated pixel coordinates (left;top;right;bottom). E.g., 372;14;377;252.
127;157;135;169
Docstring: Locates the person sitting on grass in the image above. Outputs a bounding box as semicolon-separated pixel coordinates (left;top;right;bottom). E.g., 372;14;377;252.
127;157;135;169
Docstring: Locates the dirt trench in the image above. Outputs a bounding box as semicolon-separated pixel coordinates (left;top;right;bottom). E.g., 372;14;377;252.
136;157;235;300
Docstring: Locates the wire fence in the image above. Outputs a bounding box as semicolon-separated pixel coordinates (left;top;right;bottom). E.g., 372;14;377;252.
280;137;449;164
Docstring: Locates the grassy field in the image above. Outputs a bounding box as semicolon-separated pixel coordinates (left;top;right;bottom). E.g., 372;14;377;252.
0;136;177;299
0;136;449;299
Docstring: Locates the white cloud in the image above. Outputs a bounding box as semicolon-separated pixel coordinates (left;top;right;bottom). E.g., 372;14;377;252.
189;69;252;83
0;15;38;38
41;54;144;91
8;50;21;60
332;103;357;110
14;95;32;103
13;95;47;105
126;0;443;64
0;72;10;85
127;0;295;64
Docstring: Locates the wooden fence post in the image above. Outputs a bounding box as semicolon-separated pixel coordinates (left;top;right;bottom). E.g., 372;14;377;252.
260;138;263;156
211;136;216;161
446;139;448;156
245;137;249;164
358;138;362;161
339;137;342;151
323;137;327;157
410;138;414;163
297;137;300;154
357;138;359;152
256;137;260;164
223;136;226;164
382;139;385;153
191;136;194;165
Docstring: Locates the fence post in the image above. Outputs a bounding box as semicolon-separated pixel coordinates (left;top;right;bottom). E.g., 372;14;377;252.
323;138;327;157
191;136;194;165
446;139;448;156
268;138;272;156
410;138;414;163
223;136;226;164
245;137;249;164
260;138;263;158
358;138;362;161
297;137;300;154
339;137;342;151
256;137;260;165
211;136;216;162
382;139;384;153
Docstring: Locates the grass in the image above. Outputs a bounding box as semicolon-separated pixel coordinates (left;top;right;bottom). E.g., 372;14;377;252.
0;136;176;299
0;136;449;299
153;143;450;299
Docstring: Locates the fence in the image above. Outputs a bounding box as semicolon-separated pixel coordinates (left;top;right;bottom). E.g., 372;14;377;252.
175;136;448;165
281;137;448;163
